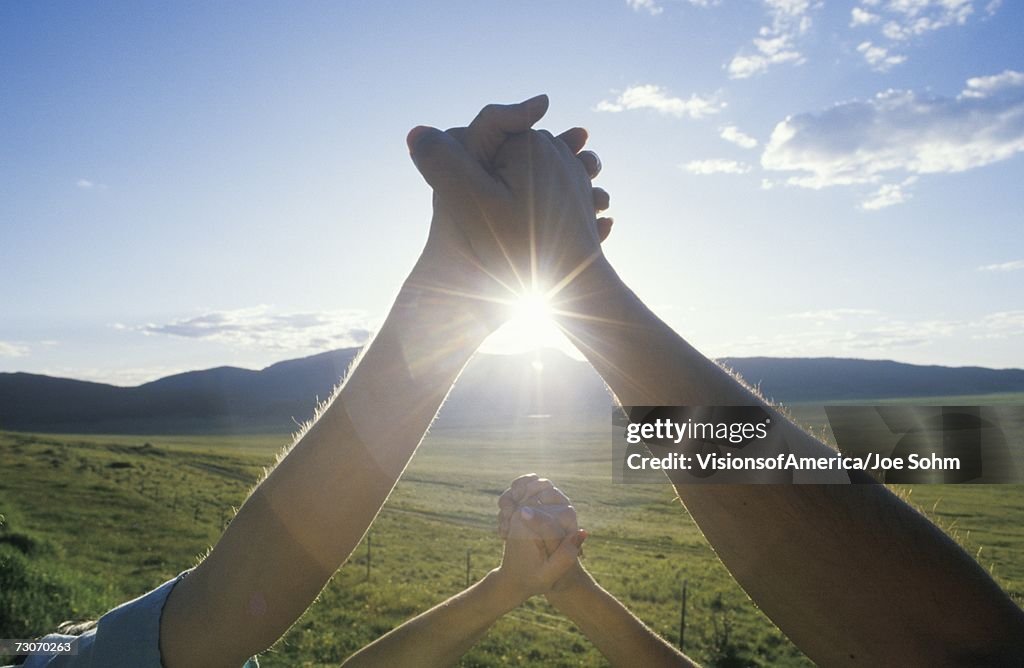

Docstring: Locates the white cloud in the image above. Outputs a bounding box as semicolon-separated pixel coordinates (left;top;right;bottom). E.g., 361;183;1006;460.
627;0;663;15
76;178;107;190
960;69;1024;99
0;341;29;357
720;125;759;148
969;310;1024;339
851;7;881;25
856;41;906;71
977;260;1024;272
681;159;752;175
848;0;976;43
760;75;1024;207
877;0;974;41
727;0;817;79
133;306;373;352
721;317;960;357
787;308;879;321
596;85;725;119
860;177;917;210
848;1;982;68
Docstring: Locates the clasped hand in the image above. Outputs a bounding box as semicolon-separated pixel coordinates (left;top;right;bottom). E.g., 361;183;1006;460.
405;95;612;328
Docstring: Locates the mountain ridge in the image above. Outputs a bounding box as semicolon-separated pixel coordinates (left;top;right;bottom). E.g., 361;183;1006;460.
2;349;1022;434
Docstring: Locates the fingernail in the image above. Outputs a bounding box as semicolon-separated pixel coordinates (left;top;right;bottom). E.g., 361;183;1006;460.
520;506;534;520
406;125;432;154
573;530;588;548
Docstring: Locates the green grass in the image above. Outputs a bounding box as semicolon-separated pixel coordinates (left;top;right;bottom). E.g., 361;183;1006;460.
2;405;1023;666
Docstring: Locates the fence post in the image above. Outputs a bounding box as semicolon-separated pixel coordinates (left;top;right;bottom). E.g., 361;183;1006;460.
466;549;471;587
366;533;372;580
679;579;688;651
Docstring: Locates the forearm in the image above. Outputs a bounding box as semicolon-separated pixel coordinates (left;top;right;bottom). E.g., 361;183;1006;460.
161;265;492;667
342;570;522;667
682;483;1024;664
554;257;847;478
555;258;1024;664
547;572;694;667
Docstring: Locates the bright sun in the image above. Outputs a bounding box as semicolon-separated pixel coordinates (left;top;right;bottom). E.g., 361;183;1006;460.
508;290;554;330
478;289;579;359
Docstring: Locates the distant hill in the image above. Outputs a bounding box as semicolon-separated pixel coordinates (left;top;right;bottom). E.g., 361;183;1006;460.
1;350;1023;434
719;357;1024;403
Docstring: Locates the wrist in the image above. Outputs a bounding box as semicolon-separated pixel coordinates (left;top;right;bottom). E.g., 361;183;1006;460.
484;568;530;612
550;255;629;320
404;250;507;336
544;565;598;612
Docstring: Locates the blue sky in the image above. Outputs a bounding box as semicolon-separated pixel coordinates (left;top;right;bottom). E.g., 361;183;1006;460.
1;0;1022;385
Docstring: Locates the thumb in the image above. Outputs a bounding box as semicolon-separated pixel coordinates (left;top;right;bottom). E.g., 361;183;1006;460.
466;94;549;163
407;126;503;202
541;529;587;583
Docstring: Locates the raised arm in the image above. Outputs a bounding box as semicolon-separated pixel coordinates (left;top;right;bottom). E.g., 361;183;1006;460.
547;237;1024;663
341;495;583;667
158;96;604;668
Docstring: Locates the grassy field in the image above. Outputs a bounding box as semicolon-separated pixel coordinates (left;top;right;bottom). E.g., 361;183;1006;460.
2;404;1023;666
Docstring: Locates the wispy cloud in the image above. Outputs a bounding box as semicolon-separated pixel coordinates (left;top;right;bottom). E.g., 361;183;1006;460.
849;0;983;69
787;308;879;321
726;0;818;79
0;341;29;358
76;178;107;190
721;308;1022;358
876;0;974;41
977;259;1024;272
720;125;759;149
961;69;1024;99
626;0;663;15
860;177;917;210
681;159;751;175
130;306;373;352
596;85;725;119
760;72;1024;209
850;6;880;26
856;41;906;71
969;310;1024;340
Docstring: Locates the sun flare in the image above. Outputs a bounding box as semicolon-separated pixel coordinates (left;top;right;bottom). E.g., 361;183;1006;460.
477;289;580;358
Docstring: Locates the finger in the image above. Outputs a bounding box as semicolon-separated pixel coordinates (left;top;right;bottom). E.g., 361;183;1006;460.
541;530;588;583
498;489;518;512
516;478;555;506
578;150;602;179
466;94;549;163
556;127;588;154
538;503;578;534
535;486;571;506
597;217;614;243
518;506;565;556
593;187;610;212
509;474;541;504
408;126;503;202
